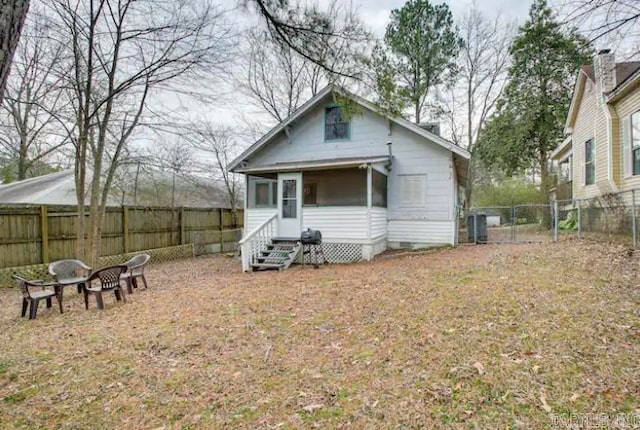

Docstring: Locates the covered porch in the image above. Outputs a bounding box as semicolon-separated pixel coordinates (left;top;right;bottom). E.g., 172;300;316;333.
239;157;390;271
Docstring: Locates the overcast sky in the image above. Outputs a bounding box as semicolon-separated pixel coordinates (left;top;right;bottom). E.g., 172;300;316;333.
199;0;533;138
357;0;531;36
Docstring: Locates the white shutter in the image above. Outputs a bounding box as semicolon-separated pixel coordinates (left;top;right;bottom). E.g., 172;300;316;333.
399;175;426;207
622;116;632;178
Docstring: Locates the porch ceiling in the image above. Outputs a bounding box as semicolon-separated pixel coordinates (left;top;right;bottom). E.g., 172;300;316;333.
234;155;391;174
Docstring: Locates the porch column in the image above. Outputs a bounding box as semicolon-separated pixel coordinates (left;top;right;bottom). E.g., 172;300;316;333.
243;175;249;235
366;165;372;240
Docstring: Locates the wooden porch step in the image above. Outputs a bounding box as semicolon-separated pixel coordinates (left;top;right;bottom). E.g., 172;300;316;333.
262;248;293;255
256;255;288;262
250;240;302;272
271;237;300;244
265;244;296;251
251;262;285;271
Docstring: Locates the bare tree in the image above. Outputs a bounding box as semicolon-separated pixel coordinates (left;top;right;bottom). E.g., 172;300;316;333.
240;1;370;125
441;5;513;205
241;30;310;123
561;0;640;52
187;122;242;225
0;0;30;103
248;0;370;79
158;141;194;209
44;0;234;266
0;12;69;180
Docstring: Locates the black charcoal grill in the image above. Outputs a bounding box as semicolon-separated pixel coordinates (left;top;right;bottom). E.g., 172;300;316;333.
300;228;322;245
300;228;325;268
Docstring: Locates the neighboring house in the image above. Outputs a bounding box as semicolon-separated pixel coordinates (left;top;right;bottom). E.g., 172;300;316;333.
229;85;470;271
551;49;640;202
0;168;232;208
0;170;79;205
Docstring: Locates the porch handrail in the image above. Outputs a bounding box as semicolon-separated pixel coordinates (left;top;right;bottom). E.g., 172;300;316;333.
239;213;278;272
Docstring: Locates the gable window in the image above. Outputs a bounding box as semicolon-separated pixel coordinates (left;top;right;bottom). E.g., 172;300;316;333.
632;111;640;175
585;139;595;185
399;174;426;208
324;106;350;141
253;180;277;207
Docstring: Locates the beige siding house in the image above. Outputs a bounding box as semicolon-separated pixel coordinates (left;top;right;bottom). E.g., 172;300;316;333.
551;50;640;201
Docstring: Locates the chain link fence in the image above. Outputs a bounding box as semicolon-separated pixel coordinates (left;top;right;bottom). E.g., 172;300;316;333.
461;188;640;248
556;189;639;247
459;204;554;244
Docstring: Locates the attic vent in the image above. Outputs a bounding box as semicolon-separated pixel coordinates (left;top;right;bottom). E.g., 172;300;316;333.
419;122;440;136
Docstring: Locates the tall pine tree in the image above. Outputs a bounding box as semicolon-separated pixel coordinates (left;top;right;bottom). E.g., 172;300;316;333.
477;0;590;197
377;0;462;124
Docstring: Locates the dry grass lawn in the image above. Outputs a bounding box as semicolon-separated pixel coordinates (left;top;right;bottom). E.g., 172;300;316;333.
0;240;639;429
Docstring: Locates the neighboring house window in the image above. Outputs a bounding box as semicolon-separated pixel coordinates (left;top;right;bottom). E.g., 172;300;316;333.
399;174;426;208
632;110;640;175
585;139;595;185
254;181;277;207
324;106;350;141
559;155;572;183
303;183;317;205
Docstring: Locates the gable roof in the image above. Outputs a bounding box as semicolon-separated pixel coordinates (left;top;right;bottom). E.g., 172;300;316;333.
228;85;470;172
564;61;640;133
615;62;640;88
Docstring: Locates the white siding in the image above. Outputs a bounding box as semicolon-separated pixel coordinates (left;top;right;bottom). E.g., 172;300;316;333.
246;208;277;233
371;207;387;238
387;220;455;245
246;93;455;224
386;125;453;221
302;206;368;241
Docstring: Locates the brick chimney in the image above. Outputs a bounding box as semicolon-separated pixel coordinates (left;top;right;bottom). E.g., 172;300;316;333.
594;49;616;97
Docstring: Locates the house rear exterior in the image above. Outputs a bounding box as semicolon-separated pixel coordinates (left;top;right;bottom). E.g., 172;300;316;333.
229;86;469;271
551;50;640;202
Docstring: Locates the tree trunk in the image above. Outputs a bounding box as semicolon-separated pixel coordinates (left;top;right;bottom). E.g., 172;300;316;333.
464;160;475;208
414;99;421;125
0;0;30;104
17;138;27;180
539;147;550;203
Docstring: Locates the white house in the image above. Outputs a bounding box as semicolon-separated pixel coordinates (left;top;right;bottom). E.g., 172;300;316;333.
229;86;470;271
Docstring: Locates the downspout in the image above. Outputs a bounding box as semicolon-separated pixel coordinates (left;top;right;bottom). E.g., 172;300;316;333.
604;103;620;192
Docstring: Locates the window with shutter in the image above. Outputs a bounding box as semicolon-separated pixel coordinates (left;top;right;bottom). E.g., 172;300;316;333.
399;174;426;207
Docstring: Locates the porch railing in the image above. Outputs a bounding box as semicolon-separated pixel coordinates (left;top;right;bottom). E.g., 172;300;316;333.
238;213;277;272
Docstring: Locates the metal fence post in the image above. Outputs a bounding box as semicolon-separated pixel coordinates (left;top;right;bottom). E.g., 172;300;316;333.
473;211;478;244
632;190;637;248
511;207;515;242
577;200;581;240
553;200;559;242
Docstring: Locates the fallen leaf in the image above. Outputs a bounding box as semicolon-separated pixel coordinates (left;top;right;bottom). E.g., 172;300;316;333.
539;394;552;413
569;393;580;402
473;361;485;375
302;403;324;413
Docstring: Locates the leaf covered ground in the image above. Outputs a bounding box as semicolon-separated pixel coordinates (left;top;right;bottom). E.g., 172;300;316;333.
0;239;639;429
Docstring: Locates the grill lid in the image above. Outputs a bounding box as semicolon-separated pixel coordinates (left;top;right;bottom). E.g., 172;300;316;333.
300;228;322;244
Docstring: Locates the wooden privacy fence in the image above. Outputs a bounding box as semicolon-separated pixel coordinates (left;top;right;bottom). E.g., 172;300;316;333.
0;204;244;269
